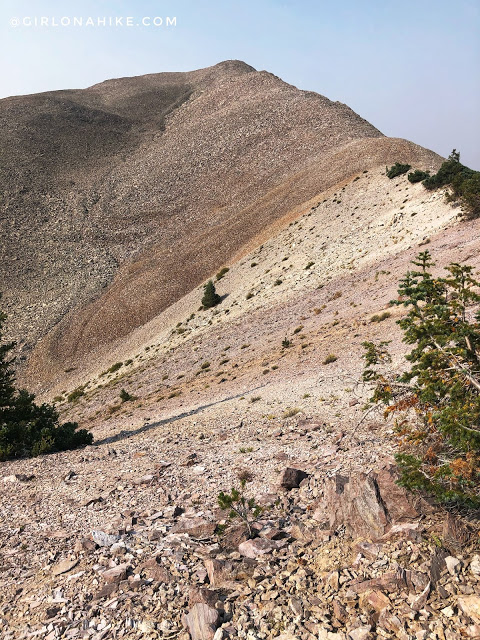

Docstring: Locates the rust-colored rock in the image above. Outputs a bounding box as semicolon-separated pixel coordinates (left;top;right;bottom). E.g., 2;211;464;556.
102;563;130;584
205;558;236;588
170;517;216;538
313;464;419;540
188;587;220;609
359;589;391;614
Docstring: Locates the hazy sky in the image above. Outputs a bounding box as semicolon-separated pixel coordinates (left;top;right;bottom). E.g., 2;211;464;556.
1;0;479;168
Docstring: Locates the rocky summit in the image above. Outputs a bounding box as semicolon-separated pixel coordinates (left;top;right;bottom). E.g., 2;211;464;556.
1;61;480;639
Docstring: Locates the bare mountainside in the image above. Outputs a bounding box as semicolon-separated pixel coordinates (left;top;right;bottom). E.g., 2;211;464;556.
0;60;442;391
2;167;480;639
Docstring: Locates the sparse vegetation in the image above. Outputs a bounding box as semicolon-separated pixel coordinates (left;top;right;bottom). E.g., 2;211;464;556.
239;446;254;453
283;407;301;418
293;325;303;334
370;311;392;323
323;354;338;364
67;387;85;403
422;150;480;219
282;337;292;348
119;388;135;403
216;266;230;281
100;362;123;377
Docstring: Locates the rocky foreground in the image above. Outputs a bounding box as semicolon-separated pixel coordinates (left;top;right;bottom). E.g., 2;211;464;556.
1;413;479;640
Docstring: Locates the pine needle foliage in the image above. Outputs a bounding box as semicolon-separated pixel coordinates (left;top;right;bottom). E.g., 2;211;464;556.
218;478;263;538
0;300;93;460
202;280;221;309
362;251;480;507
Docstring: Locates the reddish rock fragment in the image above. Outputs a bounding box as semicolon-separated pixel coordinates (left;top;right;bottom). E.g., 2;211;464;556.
184;603;220;640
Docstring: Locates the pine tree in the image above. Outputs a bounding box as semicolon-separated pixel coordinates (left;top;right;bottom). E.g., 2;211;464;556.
0;299;93;459
202;280;221;309
362;251;480;507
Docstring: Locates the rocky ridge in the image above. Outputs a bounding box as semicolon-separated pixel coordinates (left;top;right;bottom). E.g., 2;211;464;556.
1;411;479;639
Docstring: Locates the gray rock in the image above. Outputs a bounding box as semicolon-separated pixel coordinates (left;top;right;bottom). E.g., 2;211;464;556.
445;556;461;575
470;555;480;576
92;530;121;547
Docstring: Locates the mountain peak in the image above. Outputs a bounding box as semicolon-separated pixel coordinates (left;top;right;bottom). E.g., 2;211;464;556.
0;63;441;391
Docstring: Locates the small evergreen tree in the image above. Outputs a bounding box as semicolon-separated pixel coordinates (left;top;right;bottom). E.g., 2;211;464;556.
386;163;411;179
0;300;93;460
362;251;480;507
419;150;480;219
218;477;262;538
202;280;221;309
408;169;430;184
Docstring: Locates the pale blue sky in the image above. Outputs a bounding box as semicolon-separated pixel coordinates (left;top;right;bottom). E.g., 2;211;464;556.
1;0;479;168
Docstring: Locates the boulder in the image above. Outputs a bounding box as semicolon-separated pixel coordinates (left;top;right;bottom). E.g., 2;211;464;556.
218;524;249;551
411;581;431;612
445;556;461;575
140;558;174;583
350;567;429;595
51;558;79;576
102;563;130;584
205;558;236;588
170;517;216;538
91;530;120;547
359;589;391;614
470;555;480;577
348;627;373;640
184;603;220;640
188;587;220;609
313;464;418;540
74;538;97;553
279;467;309;490
238;538;277;559
458;596;480;624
